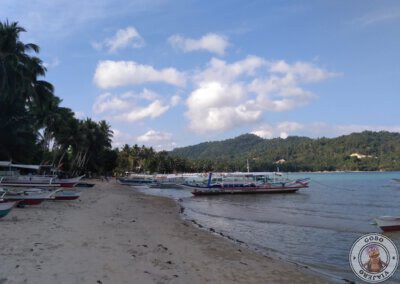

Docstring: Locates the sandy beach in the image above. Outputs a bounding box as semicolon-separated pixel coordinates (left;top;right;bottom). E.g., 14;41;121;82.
0;181;331;283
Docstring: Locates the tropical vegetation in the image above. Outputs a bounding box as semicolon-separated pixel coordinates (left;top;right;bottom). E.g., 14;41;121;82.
0;20;115;175
170;131;400;172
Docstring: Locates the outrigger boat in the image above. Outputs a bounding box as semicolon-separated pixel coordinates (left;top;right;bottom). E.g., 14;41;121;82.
0;201;16;218
0;175;84;188
23;188;81;201
117;174;155;186
0;188;55;205
375;216;400;232
0;161;84;188
182;173;310;196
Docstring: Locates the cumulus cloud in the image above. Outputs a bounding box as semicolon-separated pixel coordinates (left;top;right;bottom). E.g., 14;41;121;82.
92;90;177;122
251;124;274;139
137;130;172;142
115;100;170;122
92;26;144;52
251;122;305;139
186;57;338;133
93;60;187;89
168;33;229;55
93;92;131;114
268;61;341;83
186;81;262;132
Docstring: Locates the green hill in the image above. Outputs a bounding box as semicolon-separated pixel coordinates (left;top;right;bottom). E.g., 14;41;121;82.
169;131;400;171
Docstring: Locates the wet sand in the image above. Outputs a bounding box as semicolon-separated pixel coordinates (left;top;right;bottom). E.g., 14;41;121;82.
0;181;331;283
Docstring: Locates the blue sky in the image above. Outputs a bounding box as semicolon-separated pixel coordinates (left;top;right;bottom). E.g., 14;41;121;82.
2;0;400;150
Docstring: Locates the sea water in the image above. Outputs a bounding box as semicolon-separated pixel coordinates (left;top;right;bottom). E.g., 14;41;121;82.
138;172;400;282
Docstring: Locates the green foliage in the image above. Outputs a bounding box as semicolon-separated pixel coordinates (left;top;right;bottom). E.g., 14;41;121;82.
0;20;116;175
170;131;400;172
114;145;195;174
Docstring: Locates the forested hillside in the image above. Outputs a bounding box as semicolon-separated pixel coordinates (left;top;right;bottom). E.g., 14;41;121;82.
170;131;400;172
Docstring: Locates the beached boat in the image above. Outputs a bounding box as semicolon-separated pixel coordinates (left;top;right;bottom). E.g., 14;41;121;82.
0;175;84;188
117;174;155;186
75;182;95;188
0;201;16;218
149;174;185;188
375;216;400;231
182;173;310;196
23;188;81;201
0;188;55;205
53;190;81;200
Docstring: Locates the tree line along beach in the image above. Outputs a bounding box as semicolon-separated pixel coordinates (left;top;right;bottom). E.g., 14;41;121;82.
2;18;400;284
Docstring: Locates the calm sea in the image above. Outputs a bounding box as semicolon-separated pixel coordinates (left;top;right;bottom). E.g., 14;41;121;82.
138;172;400;283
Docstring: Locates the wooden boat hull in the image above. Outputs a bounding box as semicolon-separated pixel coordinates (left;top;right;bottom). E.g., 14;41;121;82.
376;217;400;232
2;192;54;205
192;188;299;196
117;178;155;185
0;202;15;218
0;175;84;188
54;191;80;200
183;178;309;196
75;182;95;188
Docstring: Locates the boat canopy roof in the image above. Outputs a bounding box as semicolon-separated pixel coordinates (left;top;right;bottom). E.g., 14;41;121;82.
0;161;11;167
0;162;50;171
11;164;41;170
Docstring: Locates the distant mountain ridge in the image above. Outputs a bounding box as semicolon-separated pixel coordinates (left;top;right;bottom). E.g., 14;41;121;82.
169;131;400;171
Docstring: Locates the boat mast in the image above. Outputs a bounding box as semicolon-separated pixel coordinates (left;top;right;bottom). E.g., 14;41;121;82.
246;159;250;173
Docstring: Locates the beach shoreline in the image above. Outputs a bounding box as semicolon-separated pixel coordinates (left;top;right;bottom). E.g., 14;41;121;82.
0;181;332;283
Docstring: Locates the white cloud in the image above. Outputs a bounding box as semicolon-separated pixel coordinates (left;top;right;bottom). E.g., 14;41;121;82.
115;100;170;122
252;122;400;139
251;122;304;139
111;128;135;148
43;57;60;69
251;124;274;139
92;90;178;123
93;92;131;114
153;142;178;152
194;56;266;83
280;132;288;139
93;26;144;52
170;95;181;106
137;130;172;142
168;33;229;55
277;121;304;132
186;81;262;133
74;111;85;119
268;61;341;83
186;57;337;133
93;60;187;89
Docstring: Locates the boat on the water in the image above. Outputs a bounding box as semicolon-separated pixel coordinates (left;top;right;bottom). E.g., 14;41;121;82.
182;173;310;196
0;201;16;218
375;216;400;231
